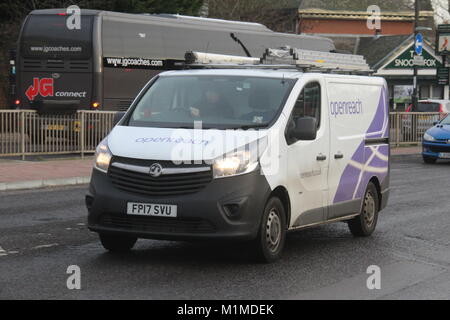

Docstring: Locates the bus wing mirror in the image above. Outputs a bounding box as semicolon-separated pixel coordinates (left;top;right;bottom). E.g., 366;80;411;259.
113;112;126;126
292;117;317;141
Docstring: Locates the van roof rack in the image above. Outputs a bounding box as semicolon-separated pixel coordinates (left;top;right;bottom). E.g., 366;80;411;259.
184;47;373;75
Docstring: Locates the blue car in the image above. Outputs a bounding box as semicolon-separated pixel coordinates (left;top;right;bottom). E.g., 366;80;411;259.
422;114;450;164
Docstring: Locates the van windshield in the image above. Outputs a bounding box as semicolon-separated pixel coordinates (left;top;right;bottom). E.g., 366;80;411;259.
127;75;295;129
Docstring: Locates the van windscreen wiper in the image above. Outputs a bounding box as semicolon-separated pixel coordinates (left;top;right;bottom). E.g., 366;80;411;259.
236;124;269;130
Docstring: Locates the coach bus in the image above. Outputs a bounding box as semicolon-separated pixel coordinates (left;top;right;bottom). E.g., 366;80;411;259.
15;9;335;113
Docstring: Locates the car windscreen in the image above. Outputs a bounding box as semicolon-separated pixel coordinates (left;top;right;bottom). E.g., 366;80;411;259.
127;75;295;129
21;15;93;59
415;102;440;112
441;114;450;125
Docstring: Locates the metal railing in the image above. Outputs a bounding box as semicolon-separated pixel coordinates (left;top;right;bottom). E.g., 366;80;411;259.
389;112;443;147
0;110;116;159
0;110;445;158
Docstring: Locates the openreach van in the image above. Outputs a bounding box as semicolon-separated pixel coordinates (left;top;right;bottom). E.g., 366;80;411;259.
86;49;390;262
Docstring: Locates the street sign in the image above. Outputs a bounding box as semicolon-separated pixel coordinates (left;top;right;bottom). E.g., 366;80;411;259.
415;33;423;55
437;67;450;85
436;24;450;56
413;55;425;66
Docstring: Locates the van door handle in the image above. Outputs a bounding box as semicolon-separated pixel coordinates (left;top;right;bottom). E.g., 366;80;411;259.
316;154;327;161
335;153;344;159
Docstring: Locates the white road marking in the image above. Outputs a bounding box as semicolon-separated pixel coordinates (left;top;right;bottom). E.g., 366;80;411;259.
0;246;7;257
31;243;58;250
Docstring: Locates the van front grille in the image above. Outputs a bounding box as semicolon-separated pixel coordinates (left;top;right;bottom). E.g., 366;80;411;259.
100;214;215;234
108;158;213;196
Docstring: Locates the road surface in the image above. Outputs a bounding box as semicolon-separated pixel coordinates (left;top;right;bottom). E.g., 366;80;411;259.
0;155;449;299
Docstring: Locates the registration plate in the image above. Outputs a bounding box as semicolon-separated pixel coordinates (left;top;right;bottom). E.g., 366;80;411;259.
45;125;66;131
439;152;450;159
127;202;177;218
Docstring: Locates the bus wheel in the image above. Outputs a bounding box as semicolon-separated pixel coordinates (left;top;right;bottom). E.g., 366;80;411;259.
99;234;137;252
348;182;379;237
252;197;286;263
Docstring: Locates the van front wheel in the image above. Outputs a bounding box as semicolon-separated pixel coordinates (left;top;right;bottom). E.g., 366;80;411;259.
348;182;379;237
99;234;137;252
252;197;286;263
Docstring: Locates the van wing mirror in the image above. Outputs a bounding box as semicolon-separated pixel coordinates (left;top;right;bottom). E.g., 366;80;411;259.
113;112;126;126
292;117;317;141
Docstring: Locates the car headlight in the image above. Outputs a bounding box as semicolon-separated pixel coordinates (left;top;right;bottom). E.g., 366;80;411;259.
423;133;435;142
212;139;266;179
94;138;112;173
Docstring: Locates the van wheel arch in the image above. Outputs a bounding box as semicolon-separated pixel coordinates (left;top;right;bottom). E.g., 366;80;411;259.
268;187;291;228
368;176;382;209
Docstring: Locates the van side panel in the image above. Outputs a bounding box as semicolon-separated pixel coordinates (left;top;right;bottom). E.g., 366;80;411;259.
327;77;389;219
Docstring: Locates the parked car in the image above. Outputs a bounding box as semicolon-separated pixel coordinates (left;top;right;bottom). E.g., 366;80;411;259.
406;99;450;114
402;100;448;142
422;114;450;163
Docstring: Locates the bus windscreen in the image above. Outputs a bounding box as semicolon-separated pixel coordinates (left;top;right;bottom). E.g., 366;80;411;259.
21;15;93;59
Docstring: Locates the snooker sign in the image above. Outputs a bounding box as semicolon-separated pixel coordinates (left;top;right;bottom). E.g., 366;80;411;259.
385;44;442;69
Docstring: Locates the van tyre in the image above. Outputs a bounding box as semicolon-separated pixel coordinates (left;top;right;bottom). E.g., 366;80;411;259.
252;197;286;263
99;234;137;252
348;182;379;237
423;156;437;164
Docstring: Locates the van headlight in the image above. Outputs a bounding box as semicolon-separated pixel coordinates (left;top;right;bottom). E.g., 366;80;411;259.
423;133;435;142
94;138;112;173
213;150;259;179
213;138;267;179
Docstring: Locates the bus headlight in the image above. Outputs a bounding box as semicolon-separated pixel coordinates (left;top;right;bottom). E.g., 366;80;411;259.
94;138;112;173
423;133;435;142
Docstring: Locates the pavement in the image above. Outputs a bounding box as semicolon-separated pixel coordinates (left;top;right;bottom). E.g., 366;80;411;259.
0;146;421;192
0;157;93;191
0;153;448;299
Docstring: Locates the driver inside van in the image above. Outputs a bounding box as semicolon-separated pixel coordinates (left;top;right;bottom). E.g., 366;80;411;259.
241;87;276;124
190;89;233;119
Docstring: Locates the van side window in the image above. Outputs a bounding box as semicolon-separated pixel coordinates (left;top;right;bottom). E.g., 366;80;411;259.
286;82;321;144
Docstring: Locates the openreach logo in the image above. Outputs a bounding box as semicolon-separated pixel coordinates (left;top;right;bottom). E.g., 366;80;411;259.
134;121;282;176
330;99;363;117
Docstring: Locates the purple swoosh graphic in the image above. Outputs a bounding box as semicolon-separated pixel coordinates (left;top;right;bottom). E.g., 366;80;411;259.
333;87;389;204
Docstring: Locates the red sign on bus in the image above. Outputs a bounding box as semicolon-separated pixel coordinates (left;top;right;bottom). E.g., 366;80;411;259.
25;78;54;101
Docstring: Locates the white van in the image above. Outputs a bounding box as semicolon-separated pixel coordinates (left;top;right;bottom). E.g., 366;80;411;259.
86;55;390;262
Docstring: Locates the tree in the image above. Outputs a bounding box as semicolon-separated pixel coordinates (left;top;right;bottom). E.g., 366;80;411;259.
207;0;301;32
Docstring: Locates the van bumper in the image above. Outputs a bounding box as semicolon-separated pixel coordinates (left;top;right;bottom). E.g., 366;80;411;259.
86;168;271;241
